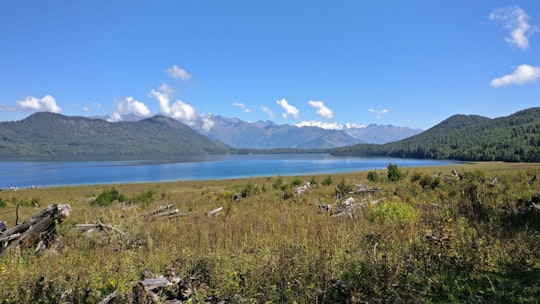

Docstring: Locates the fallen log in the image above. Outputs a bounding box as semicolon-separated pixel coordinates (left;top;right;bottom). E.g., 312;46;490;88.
349;184;381;194
142;205;181;221
0;204;71;258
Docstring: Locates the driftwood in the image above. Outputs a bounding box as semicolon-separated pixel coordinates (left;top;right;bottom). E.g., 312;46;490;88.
133;273;207;303
349;184;380;194
206;206;223;217
0;204;71;258
318;197;382;219
294;181;312;195
76;219;125;237
143;205;180;220
331;197;356;219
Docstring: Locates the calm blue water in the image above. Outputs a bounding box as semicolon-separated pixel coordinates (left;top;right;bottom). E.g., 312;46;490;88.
0;154;458;188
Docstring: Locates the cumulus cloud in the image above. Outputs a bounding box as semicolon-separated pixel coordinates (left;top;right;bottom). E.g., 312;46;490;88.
308;100;333;120
16;95;61;113
149;83;197;124
262;106;274;119
165;65;192;80
276;98;299;119
369;108;389;119
109;96;152;122
489;6;537;49
491;64;540;87
296;120;342;130
200;117;215;133
233;102;251;113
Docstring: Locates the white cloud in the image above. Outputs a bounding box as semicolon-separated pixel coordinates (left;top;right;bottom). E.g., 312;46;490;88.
233;102;251;113
200;117;215;132
308;100;333;120
262;106;274;119
82;106;91;113
345;123;367;129
149;84;173;114
276;98;299;119
165;65;192;80
369;108;389;119
491;64;540;87
16;95;61;113
109;96;152;122
169;100;197;122
296;120;343;130
489;6;537;49
149;83;197;124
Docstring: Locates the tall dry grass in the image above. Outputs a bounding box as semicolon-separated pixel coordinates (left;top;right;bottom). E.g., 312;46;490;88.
0;162;540;303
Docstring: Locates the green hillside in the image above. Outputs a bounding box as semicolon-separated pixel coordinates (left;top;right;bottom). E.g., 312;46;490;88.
333;107;540;162
0;112;232;158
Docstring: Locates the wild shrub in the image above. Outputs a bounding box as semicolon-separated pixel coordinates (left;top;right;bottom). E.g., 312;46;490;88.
272;176;284;190
321;175;333;186
90;187;126;207
368;201;419;226
412;172;442;190
0;198;6;208
334;178;354;198
387;163;403;182
290;178;302;187
131;190;155;206
367;171;380;182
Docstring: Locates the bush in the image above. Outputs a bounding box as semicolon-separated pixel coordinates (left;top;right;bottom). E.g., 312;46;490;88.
387;163;403;182
273;176;284;190
367;171;380;182
368;201;419;226
335;178;354;198
321;175;333;186
132;190;155;206
90;187;126;207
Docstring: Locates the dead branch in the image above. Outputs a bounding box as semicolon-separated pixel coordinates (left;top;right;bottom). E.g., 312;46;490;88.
75;219;125;237
206;207;224;217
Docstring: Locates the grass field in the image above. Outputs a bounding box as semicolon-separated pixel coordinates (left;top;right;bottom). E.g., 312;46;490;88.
1;162;540;303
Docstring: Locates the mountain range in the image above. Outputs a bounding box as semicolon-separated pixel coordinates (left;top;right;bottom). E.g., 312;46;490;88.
1;108;538;162
186;115;423;149
333;107;540;162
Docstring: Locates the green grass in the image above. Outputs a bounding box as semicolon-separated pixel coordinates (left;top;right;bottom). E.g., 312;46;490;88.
1;162;540;303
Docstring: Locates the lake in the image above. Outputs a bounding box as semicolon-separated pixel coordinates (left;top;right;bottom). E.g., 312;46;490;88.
0;154;458;188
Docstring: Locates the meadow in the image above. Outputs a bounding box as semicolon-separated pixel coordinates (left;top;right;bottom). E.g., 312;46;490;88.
1;162;540;303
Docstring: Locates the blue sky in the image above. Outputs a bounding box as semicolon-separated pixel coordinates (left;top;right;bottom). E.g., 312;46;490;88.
1;1;539;130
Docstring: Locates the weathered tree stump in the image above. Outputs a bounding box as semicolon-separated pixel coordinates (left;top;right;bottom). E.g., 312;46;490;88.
0;204;71;258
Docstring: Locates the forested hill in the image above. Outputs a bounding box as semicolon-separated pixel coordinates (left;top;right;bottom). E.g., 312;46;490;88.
333;107;540;162
0;112;232;158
